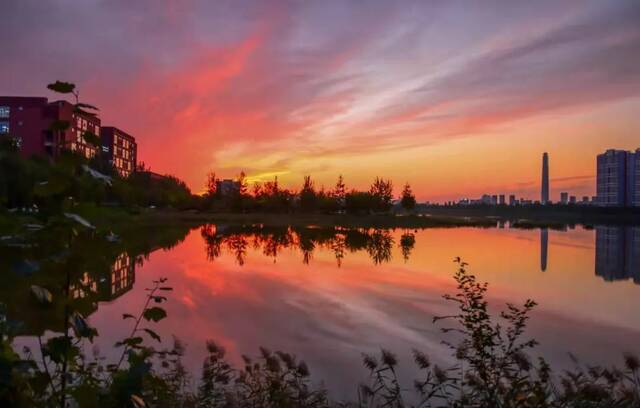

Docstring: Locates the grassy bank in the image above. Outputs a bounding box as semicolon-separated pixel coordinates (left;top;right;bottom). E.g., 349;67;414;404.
136;210;501;229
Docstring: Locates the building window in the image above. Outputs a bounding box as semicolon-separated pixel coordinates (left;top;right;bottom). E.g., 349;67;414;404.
0;121;9;133
0;106;9;118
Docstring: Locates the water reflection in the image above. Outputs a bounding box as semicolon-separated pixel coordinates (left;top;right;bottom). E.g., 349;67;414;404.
200;225;398;266
68;253;135;301
0;225;192;335
540;228;548;272
595;226;640;284
201;224;640;287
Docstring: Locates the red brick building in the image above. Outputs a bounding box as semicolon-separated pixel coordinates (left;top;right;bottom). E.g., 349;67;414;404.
1;96;138;177
0;96;101;159
100;127;137;177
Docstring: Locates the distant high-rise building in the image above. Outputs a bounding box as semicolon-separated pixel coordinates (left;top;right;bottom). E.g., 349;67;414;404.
541;152;549;204
509;195;516;206
560;192;568;204
596;148;640;207
491;195;498;205
569;195;576;204
498;194;505;205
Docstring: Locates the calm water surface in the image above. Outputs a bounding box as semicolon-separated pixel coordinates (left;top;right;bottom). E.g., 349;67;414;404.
7;224;640;398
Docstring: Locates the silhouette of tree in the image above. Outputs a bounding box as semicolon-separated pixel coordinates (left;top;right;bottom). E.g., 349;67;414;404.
206;172;218;196
345;191;374;214
299;175;317;212
237;171;248;196
333;175;346;210
400;182;416;211
369;177;394;212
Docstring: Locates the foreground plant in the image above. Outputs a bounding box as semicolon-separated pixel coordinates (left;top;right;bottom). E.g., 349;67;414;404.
2;258;640;407
358;259;640;407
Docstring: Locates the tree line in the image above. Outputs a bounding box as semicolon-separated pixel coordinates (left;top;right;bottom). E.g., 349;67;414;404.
201;172;417;214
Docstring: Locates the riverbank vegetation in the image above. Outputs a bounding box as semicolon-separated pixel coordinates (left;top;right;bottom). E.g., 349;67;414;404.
1;256;638;407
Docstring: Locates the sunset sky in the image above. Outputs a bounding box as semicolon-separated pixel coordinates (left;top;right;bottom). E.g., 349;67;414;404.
2;0;639;202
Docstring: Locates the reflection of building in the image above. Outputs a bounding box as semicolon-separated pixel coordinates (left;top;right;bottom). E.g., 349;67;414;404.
70;272;99;299
68;253;135;301
540;228;548;272
595;226;640;283
100;127;137;177
106;252;135;298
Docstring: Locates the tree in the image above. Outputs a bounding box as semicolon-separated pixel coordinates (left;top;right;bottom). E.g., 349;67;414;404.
231;171;249;211
400;182;416;211
299;175;317;212
345;191;374;214
206;172;217;196
369;177;393;212
333;175;346;210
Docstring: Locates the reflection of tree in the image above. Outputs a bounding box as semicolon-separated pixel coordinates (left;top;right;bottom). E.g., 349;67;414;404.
199;225;407;266
201;225;224;261
226;235;248;266
261;230;294;262
366;230;394;265
331;233;346;267
399;233;416;262
299;237;315;265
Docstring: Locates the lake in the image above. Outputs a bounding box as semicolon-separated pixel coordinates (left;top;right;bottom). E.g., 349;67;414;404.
4;223;640;399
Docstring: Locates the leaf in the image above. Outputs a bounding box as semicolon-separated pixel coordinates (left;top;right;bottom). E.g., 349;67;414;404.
131;394;146;408
122;313;135;320
69;311;98;341
44;336;78;363
30;285;52;304
143;328;161;342
47;80;75;94
143;307;167;322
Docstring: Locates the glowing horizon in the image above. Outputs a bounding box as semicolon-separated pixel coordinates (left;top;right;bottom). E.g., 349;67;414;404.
2;1;639;202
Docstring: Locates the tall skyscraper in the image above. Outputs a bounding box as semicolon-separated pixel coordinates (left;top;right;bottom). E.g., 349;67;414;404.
596;148;640;207
541;152;549;204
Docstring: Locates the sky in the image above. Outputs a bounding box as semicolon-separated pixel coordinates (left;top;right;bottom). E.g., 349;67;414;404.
1;0;639;202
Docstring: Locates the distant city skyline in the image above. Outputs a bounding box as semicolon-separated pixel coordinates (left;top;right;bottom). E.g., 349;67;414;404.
1;1;639;201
